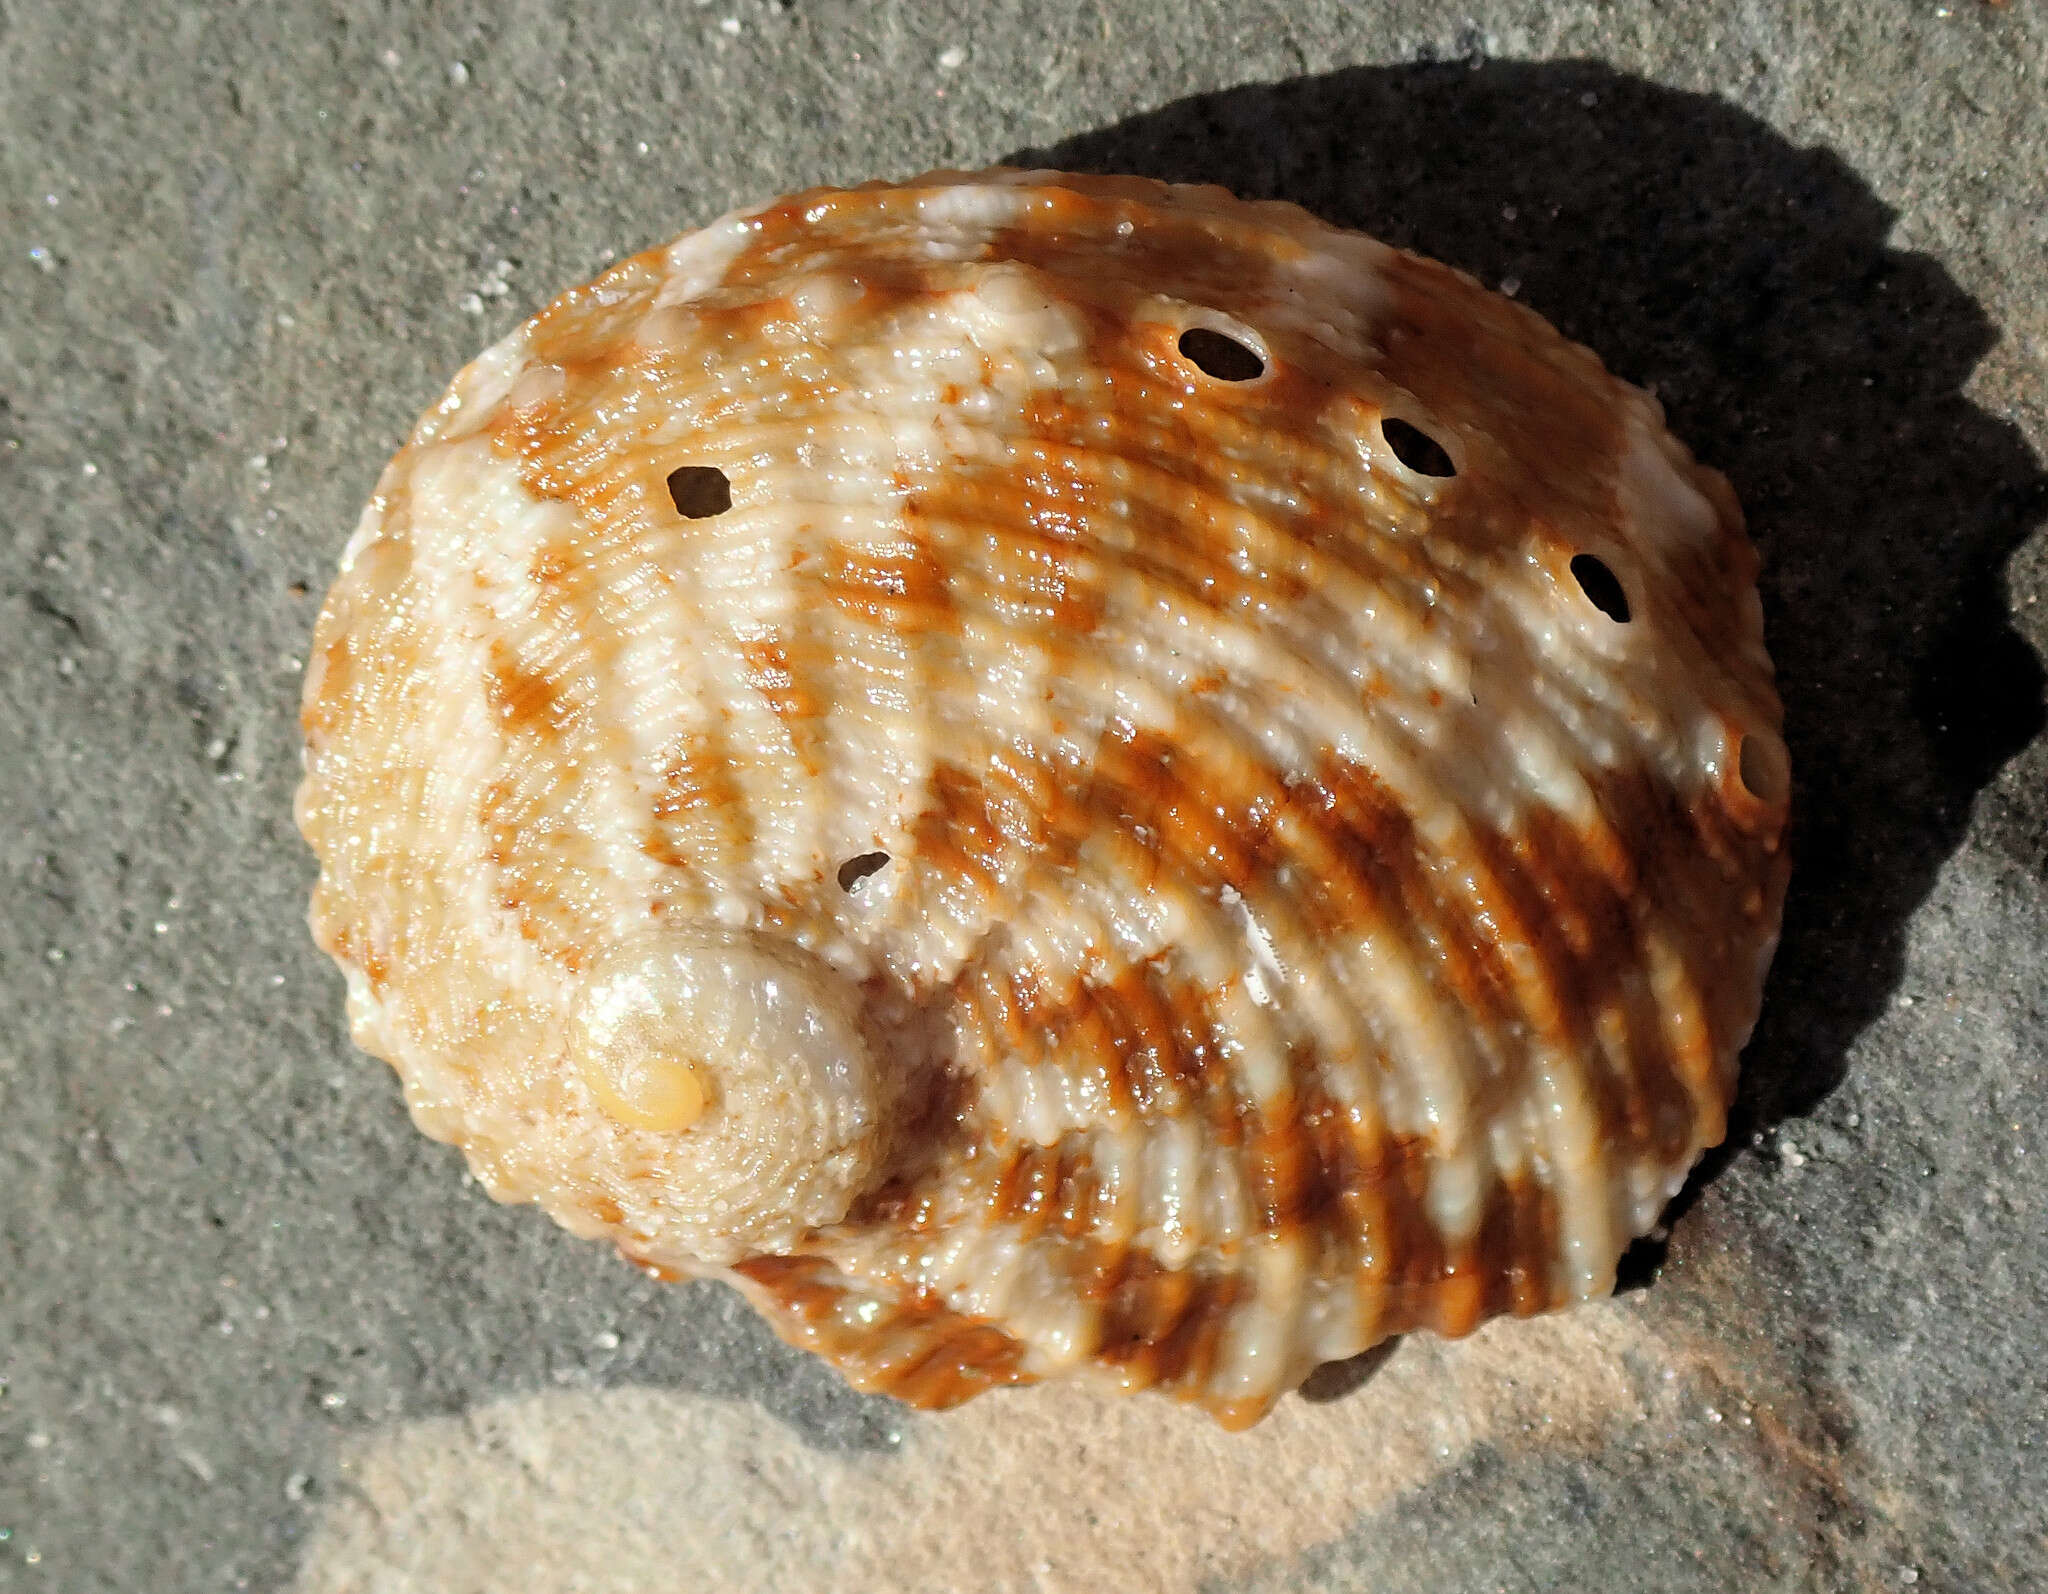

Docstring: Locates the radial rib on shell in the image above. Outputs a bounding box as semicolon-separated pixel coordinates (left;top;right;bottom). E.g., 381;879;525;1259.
297;169;1790;1427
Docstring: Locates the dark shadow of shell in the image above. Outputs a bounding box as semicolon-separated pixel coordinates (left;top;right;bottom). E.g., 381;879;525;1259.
1297;1337;1402;1406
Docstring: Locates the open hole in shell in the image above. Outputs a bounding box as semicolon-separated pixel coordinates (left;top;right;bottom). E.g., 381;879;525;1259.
1570;553;1632;623
1177;326;1266;382
1737;733;1788;805
666;465;733;519
836;851;891;892
1380;417;1457;478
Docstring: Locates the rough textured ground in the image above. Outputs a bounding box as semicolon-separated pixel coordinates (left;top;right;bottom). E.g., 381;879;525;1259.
3;2;2044;1590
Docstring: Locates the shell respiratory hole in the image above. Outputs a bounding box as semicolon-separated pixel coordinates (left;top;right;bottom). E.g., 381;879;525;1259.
1380;416;1457;477
298;169;1790;1428
667;465;732;518
1569;553;1632;623
836;851;891;892
1739;732;1789;804
1177;326;1266;381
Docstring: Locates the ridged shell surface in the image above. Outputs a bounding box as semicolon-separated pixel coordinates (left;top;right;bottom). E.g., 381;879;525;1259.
298;169;1790;1426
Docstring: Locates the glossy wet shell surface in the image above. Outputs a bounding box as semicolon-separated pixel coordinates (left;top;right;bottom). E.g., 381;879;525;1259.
297;169;1789;1426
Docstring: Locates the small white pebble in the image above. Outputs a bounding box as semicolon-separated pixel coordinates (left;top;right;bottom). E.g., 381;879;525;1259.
176;1446;216;1484
448;60;470;86
320;1392;347;1410
248;454;268;470
1845;1112;1862;1128
1580;91;1598;107
1898;1569;1919;1586
153;1404;182;1427
458;291;485;316
45;192;59;207
29;244;55;271
206;737;228;760
270;973;286;986
637;140;650;155
381;48;401;69
27;1432;51;1449
81;461;98;477
1501;204;1518;221
45;947;64;963
720;16;741;34
1499;276;1521;298
1704;1406;1722;1424
56;655;76;676
592;1330;621;1351
938;45;967;69
286;1471;311;1501
154;921;170;935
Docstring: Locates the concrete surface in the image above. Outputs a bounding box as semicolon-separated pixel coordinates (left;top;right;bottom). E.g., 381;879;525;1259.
3;2;2045;1590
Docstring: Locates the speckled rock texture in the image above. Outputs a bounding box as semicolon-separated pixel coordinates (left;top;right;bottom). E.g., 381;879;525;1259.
2;3;2043;1591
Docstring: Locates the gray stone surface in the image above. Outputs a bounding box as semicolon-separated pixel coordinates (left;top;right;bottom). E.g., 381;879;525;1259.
2;1;2043;1589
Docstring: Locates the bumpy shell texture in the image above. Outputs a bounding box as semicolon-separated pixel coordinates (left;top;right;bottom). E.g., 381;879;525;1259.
298;169;1789;1427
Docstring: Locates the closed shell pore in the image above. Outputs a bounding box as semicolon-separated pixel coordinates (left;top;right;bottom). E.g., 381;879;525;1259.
297;168;1789;1426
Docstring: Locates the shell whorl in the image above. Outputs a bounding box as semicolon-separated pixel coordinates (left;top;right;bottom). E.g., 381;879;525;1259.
565;930;898;1263
297;169;1789;1425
